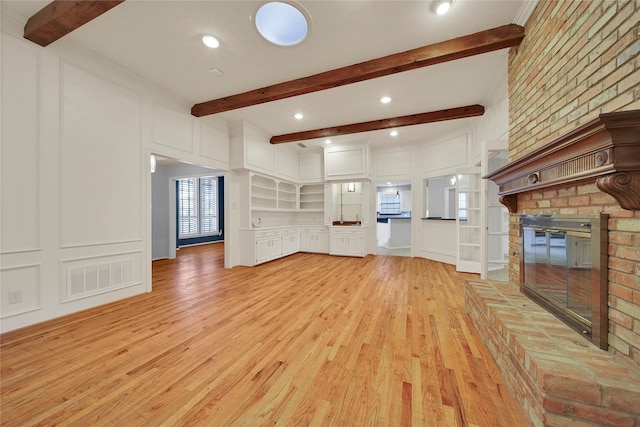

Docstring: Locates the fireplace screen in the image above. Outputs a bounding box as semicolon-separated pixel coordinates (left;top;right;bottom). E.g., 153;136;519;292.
520;214;608;349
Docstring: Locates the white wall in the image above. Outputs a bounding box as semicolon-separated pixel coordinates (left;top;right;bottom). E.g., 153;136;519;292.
0;15;229;332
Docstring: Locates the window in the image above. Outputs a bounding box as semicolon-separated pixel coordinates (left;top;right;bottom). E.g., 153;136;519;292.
380;193;400;214
178;177;218;238
458;191;468;221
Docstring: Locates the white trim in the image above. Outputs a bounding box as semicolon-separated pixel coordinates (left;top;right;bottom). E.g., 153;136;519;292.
513;0;538;26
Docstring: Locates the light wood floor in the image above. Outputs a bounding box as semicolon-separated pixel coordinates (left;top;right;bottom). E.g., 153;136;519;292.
1;244;530;426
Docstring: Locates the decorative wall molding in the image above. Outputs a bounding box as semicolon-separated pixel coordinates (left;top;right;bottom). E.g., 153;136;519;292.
485;110;640;212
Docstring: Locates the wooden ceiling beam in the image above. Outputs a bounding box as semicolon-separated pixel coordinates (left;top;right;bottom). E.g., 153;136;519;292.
191;24;524;117
269;105;485;144
24;0;125;47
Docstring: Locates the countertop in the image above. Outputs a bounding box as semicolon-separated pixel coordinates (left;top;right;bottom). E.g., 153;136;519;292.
421;217;455;220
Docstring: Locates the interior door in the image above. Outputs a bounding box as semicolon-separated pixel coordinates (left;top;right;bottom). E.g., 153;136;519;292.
482;141;509;281
456;168;482;273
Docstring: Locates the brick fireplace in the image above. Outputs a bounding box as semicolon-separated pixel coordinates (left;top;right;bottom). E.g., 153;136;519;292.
464;2;640;424
466;110;640;426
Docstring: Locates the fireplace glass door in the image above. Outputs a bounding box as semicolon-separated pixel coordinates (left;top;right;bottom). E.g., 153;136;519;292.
522;226;592;323
520;214;608;349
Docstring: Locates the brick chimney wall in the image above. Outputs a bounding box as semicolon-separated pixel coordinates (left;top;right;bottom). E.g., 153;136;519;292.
507;0;640;366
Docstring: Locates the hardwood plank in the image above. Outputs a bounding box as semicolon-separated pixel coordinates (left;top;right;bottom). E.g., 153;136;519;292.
270;105;485;144
24;0;125;47
0;244;531;426
191;24;525;117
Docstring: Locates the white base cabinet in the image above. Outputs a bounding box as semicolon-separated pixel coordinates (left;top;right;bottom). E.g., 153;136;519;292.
239;226;361;266
329;227;366;257
281;229;300;256
300;227;329;254
240;228;300;266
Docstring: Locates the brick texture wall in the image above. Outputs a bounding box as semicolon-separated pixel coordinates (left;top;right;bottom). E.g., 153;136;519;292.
507;0;640;366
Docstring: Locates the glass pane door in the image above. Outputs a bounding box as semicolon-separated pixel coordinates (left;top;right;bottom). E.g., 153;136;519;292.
483;141;509;281
456;168;481;273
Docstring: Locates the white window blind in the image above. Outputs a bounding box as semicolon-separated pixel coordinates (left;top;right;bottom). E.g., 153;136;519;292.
178;176;219;238
200;177;218;234
178;178;198;237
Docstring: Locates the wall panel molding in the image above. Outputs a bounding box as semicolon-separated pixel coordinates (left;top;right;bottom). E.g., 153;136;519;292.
0;263;41;318
1;34;41;254
58;61;143;247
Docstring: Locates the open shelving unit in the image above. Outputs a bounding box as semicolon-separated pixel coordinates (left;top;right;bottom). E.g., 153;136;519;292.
278;182;297;210
250;174;278;210
299;184;324;211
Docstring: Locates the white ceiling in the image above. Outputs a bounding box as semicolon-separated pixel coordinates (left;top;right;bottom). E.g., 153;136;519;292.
1;0;536;150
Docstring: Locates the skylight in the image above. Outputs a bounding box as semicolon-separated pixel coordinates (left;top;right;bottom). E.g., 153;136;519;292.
254;2;309;47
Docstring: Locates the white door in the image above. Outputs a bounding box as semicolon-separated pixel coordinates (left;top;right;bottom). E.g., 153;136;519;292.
456;168;482;273
269;237;282;259
482;141;509;281
330;234;347;255
346;233;363;256
317;233;330;253
301;232;314;251
282;234;293;255
256;238;270;264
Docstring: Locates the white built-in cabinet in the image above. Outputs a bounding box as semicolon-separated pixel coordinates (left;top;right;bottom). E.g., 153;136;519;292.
299;152;324;182
456;169;482;274
248;173;325;213
249;173;300;211
239;172;331;266
300;227;330;253
255;232;282;264
329;181;370;226
329;227;366;257
282;230;301;256
324;144;370;180
299;184;325;211
241;228;303;266
230;120;299;181
250;174;278;210
278;181;297;210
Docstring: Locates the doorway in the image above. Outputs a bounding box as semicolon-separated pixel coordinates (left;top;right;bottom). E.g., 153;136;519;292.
150;154;225;261
375;181;411;256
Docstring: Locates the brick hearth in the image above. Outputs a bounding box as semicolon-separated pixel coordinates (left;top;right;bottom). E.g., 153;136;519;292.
465;279;640;427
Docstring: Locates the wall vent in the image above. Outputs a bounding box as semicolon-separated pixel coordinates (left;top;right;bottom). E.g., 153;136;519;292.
64;254;139;302
297;142;307;148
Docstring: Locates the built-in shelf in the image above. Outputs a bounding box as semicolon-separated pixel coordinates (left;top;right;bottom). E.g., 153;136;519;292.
278;182;297;210
485;110;640;212
300;184;325;211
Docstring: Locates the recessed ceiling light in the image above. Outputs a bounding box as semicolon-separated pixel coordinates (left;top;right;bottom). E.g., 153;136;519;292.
294;113;304;120
390;130;398;137
380;96;391;104
254;2;310;47
433;0;454;15
202;35;220;48
324;139;332;144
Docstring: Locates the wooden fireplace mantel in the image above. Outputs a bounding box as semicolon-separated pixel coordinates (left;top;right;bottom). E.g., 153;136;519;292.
485;110;640;212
